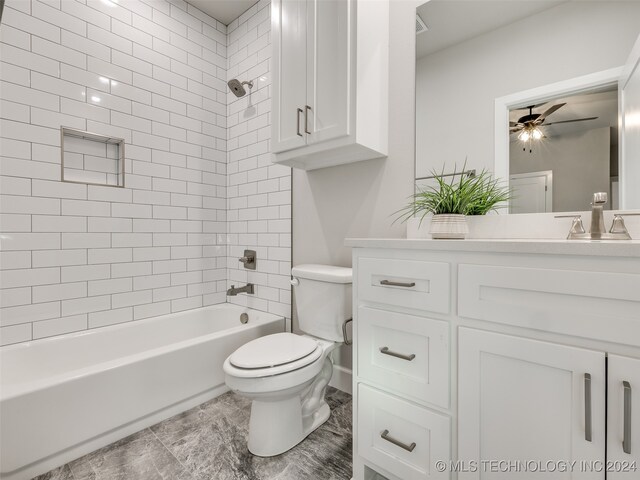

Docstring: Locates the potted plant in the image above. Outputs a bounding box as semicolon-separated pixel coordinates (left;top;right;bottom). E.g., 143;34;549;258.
396;166;511;239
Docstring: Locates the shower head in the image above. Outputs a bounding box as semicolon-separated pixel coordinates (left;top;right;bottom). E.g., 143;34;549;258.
228;79;253;97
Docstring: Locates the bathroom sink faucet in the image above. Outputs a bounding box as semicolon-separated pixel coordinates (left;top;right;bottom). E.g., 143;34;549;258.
556;192;639;240
227;283;255;296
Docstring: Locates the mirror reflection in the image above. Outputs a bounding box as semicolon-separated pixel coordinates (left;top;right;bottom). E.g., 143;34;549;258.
415;0;640;213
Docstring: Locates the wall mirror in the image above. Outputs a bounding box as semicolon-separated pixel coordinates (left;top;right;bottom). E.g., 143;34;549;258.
415;0;640;213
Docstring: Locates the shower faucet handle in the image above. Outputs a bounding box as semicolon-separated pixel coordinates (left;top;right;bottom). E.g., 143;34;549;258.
238;249;256;270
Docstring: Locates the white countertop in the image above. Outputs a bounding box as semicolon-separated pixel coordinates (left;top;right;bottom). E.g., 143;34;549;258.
344;237;640;257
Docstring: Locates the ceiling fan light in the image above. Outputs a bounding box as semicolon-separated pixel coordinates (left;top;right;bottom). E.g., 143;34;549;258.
519;131;531;142
532;128;543;140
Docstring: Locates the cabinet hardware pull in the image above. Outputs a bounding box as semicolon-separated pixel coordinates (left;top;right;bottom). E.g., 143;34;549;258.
296;108;303;137
305;105;312;134
381;429;416;452
380;279;415;288
585;373;592;442
380;346;415;361
624;380;632;454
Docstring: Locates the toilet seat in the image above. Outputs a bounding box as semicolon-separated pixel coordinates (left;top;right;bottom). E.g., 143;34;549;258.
226;333;323;378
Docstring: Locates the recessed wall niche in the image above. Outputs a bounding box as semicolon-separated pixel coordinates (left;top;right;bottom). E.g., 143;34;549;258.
61;127;125;187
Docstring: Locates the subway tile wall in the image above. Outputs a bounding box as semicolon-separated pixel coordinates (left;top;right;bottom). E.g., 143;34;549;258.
0;0;289;345
225;0;291;324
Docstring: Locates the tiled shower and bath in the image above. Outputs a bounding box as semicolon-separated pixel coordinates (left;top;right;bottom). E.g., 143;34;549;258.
0;0;348;478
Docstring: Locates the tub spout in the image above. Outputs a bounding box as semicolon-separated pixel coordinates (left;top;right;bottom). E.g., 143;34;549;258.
227;283;254;296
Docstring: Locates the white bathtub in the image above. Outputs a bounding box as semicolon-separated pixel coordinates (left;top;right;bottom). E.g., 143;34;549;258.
0;304;284;480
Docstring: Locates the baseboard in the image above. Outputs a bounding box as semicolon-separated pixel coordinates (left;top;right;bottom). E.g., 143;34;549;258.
329;364;352;395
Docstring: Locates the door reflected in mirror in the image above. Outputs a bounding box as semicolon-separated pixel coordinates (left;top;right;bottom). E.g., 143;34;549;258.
414;0;640;213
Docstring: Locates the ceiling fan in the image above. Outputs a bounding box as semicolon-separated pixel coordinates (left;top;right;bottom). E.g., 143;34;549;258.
510;102;598;137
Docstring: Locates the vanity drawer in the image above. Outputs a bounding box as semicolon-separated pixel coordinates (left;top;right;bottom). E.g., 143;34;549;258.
357;306;449;407
358;257;450;313
458;264;640;347
358;384;451;480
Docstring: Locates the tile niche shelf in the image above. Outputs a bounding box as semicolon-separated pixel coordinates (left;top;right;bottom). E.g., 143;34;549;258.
61;127;125;188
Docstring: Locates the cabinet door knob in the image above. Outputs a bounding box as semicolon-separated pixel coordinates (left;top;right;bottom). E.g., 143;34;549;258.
585;373;592;442
305;105;312;134
380;429;416;452
296;108;303;137
624;380;632;454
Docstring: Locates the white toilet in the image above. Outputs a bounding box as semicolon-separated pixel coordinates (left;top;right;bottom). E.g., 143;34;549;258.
223;264;352;457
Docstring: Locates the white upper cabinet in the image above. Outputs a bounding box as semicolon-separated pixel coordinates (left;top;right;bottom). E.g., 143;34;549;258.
271;0;389;170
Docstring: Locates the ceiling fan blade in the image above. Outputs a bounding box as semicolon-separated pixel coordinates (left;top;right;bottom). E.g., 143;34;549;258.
544;117;598;126
537;102;566;122
509;121;518;127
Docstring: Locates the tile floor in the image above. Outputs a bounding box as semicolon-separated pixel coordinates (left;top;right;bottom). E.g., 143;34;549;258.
34;387;352;480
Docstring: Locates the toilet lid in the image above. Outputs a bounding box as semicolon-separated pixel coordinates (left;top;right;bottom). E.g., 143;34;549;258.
229;333;320;369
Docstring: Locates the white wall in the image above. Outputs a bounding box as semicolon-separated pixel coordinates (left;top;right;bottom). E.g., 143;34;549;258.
292;0;420;368
510;127;611;212
225;0;291;324
416;1;640;179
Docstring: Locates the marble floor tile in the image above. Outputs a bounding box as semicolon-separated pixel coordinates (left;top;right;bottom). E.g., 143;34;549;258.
33;387;352;480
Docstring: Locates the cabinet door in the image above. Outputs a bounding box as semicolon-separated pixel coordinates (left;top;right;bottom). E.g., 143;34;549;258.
608;355;640;479
458;328;606;479
305;0;350;144
272;0;307;153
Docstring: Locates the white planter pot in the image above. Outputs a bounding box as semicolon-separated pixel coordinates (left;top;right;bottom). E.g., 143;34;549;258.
429;214;468;239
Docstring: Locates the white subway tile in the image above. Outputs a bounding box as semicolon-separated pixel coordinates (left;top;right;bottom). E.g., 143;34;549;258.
133;273;170;290
133;247;170;261
0;323;32;346
0;252;31;271
32;282;87;303
33;314;88;339
134;300;170;320
1;267;60;289
0;233;61;251
112;289;152;308
32;249;87;268
88;277;132;296
88;248;133;264
62;295;110;316
152;284;185;302
61;0;111;30
33;215;87;233
0;287;32;308
62;233;110;249
111;261;152;278
0;214;30;232
171;294;202;312
32;36;86;69
61;264;110;282
112;233;153;247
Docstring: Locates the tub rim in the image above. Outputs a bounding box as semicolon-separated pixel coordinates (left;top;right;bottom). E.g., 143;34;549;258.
0;303;284;401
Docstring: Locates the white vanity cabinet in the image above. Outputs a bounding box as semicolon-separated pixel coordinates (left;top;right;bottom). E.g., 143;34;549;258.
348;240;640;480
271;0;389;170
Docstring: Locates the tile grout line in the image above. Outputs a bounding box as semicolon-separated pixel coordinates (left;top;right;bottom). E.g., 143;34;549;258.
147;426;196;479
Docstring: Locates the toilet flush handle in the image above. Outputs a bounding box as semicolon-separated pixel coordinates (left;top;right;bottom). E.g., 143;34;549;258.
290;277;299;286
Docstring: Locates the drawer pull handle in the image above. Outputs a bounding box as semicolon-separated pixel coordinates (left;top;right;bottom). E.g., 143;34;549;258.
623;380;632;454
380;280;415;288
380;346;415;361
585;373;592;442
381;429;416;452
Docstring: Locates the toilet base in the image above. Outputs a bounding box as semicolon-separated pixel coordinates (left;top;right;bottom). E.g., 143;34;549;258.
247;356;334;457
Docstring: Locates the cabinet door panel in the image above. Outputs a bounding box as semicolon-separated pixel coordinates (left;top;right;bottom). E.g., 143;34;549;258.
272;0;307;152
458;328;605;479
306;0;350;144
608;355;640;479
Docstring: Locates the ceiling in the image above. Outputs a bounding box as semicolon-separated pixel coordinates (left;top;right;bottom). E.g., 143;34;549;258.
509;88;618;141
416;0;565;59
186;0;256;25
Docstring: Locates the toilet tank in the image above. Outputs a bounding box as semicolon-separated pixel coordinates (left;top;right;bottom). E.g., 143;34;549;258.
291;264;352;342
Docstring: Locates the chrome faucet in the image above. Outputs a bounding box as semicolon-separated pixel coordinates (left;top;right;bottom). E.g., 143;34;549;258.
226;283;255;296
557;192;639;240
